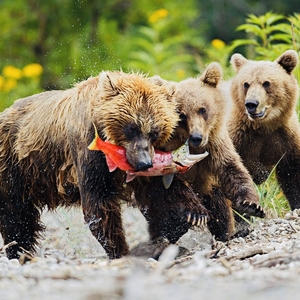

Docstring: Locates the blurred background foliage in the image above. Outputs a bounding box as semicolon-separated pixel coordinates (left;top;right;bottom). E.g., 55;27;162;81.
0;0;299;107
0;0;299;217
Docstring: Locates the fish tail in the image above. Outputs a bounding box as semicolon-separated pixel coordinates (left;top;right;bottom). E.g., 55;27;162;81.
88;122;100;150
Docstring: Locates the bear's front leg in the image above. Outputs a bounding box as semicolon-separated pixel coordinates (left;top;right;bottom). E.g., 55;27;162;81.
82;198;129;259
132;176;208;259
76;150;129;259
137;176;209;244
218;152;265;219
202;188;235;241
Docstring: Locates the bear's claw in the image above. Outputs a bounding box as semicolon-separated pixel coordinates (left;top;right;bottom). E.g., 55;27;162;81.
187;212;208;227
238;200;265;218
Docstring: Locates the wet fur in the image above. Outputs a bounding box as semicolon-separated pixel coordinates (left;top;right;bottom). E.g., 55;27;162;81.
0;71;179;259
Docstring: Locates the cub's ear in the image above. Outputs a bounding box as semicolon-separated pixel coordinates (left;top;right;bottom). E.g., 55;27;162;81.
230;53;248;72
165;83;176;98
149;75;166;86
149;75;176;97
275;50;298;74
200;62;223;87
99;71;121;97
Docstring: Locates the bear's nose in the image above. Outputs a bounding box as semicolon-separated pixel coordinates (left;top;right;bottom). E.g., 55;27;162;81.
189;134;203;147
136;161;153;171
245;100;259;114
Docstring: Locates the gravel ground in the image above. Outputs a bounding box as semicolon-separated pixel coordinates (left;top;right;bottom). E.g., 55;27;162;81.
1;206;300;300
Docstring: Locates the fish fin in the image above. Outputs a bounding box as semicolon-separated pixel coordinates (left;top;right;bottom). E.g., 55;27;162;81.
126;173;137;182
106;156;118;172
162;174;174;189
88;123;100;150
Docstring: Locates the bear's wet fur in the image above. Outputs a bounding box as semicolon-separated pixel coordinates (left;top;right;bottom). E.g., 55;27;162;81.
0;71;182;259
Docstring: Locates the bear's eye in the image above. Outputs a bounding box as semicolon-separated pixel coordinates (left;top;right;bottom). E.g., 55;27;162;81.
198;107;206;115
124;123;140;140
244;82;250;89
149;130;159;142
179;112;187;122
263;81;270;88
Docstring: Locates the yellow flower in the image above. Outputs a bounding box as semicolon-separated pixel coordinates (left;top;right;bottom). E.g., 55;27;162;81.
3;78;17;93
148;9;169;24
211;39;226;49
22;63;43;78
176;69;186;79
0;76;4;91
3;65;22;79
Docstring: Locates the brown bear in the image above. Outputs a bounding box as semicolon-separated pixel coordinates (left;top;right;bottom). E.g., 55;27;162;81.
228;50;300;211
137;62;265;243
0;70;187;260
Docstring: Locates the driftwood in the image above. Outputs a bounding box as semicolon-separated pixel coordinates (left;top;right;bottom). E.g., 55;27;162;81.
223;245;272;261
250;250;300;268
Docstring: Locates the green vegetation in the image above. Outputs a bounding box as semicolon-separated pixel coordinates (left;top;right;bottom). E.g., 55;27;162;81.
0;2;299;218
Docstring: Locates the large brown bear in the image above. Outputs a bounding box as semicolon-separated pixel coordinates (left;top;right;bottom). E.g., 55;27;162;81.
138;63;265;243
0;71;187;260
228;50;300;211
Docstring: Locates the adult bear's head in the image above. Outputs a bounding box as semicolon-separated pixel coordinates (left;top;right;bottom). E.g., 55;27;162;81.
91;71;179;171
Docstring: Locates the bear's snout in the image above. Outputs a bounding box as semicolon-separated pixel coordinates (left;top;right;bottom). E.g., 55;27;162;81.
189;134;203;147
245;99;259;114
129;151;153;171
125;137;154;171
136;160;153;171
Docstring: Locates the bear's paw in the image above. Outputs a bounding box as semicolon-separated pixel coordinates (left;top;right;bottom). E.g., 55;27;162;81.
238;200;266;218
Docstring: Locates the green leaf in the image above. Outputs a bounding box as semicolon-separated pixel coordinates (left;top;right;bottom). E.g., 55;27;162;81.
230;39;259;49
265;13;286;26
138;26;158;42
269;34;292;43
265;24;290;34
129;51;156;65
245;14;264;26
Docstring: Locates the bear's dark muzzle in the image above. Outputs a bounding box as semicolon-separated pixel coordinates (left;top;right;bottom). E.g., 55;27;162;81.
189;134;203;147
136;161;153;171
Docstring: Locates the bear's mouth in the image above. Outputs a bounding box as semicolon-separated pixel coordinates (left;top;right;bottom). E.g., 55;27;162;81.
247;109;266;120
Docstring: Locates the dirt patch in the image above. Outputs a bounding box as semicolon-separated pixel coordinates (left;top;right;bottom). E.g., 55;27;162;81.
1;207;300;300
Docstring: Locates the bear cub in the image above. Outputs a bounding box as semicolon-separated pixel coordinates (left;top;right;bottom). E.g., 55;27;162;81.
228;50;300;211
140;62;265;243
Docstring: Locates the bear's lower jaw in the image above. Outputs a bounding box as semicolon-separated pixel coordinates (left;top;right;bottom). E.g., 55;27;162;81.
247;109;266;120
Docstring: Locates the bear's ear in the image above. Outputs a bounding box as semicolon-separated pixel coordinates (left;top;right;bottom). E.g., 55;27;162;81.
166;83;176;98
200;62;223;87
98;71;121;97
275;50;298;74
230;53;248;72
149;75;166;86
149;75;176;97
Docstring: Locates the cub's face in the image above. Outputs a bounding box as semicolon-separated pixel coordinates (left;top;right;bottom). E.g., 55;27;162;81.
92;71;179;171
168;62;225;152
176;83;222;149
231;50;299;123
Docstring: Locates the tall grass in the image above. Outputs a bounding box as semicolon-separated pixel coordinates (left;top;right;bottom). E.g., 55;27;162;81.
256;174;290;218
